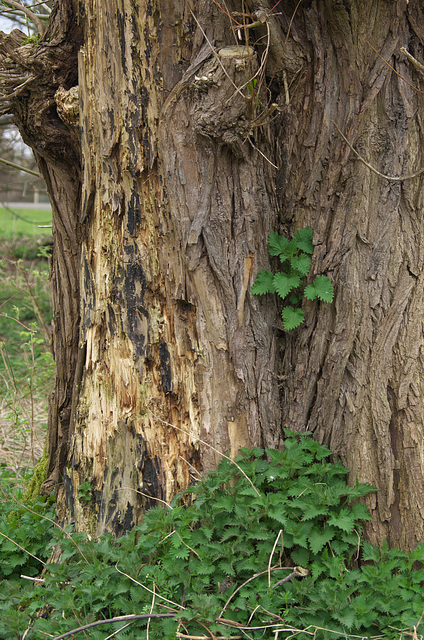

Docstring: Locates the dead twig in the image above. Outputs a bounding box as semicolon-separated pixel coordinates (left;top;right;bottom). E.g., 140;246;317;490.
333;121;424;182
268;529;283;587
365;39;424;95
0;530;45;566
219;567;294;617
401;47;424;75
115;562;186;611
50;614;176;640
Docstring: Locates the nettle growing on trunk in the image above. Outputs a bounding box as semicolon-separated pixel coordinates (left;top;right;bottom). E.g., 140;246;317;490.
1;0;424;550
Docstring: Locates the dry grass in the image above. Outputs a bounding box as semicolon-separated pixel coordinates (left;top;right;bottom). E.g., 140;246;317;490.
0;395;47;472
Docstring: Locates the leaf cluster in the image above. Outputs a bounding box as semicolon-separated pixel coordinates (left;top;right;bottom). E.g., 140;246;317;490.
251;228;334;330
1;433;423;640
0;465;55;581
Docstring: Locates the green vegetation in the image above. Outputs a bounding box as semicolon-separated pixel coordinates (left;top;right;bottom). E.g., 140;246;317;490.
0;230;54;475
0;206;52;239
77;480;93;505
0;432;423;639
251;227;334;330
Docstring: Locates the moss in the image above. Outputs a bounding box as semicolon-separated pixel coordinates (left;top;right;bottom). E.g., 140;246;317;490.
24;450;49;500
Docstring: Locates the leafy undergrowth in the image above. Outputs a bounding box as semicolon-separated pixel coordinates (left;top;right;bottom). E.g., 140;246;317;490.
0;431;423;639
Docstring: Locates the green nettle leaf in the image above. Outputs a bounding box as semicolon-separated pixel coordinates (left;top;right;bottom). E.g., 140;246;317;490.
291;253;311;276
294;226;314;254
282;306;305;330
361;541;382;563
350;501;372;521
301;503;329;521
268;231;290;256
273;272;301;299
309;527;336;554
304;275;334;303
250;270;275;295
251;226;334;332
327;508;356;532
334;606;357;629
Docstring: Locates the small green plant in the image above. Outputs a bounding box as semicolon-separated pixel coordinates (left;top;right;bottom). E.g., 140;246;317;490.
21;35;41;47
251;227;334;330
78;480;93;505
0;464;56;639
0;464;56;582
0;244;53;470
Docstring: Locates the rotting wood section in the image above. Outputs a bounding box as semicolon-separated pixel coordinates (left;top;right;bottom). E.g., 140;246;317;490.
69;0;282;534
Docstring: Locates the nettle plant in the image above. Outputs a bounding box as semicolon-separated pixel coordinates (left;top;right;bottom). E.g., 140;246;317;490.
3;432;424;640
251;227;334;330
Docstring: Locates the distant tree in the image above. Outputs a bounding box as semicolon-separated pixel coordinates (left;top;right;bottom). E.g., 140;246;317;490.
0;118;44;202
1;0;424;551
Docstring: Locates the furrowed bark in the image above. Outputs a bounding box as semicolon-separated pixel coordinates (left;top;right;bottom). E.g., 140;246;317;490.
277;0;424;549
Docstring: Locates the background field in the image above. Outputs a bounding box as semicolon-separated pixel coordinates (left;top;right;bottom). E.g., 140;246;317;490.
0;205;52;239
0;205;53;474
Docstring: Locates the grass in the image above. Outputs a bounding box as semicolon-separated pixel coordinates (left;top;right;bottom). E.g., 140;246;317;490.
0;219;54;474
0;206;52;239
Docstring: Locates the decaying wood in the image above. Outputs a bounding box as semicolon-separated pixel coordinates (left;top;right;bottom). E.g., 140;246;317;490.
65;0;282;535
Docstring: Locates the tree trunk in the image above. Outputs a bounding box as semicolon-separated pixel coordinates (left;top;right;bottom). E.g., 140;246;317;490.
277;0;424;551
1;0;424;549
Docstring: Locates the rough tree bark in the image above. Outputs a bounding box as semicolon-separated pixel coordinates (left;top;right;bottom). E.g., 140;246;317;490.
1;0;424;549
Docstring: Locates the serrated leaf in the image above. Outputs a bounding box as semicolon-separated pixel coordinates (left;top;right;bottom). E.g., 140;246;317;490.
313;275;334;302
273;272;301;299
268;505;288;525
291;253;311;277
304;283;318;300
361;541;381;563
334;606;356;629
268;231;290;256
171;546;190;559
251;270;275;295
350;501;372;521
305;275;334;303
219;560;236;576
309;527;336;554
293;227;314;254
282;306;305;330
301;503;329;521
291;547;310;566
327;509;355;532
220;527;243;542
